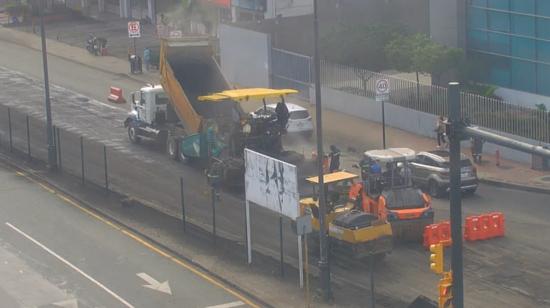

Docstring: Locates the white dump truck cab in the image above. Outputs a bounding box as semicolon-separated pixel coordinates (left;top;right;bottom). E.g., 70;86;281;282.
130;85;170;126
124;84;179;146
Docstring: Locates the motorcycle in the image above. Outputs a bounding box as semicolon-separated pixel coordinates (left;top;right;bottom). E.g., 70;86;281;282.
86;34;107;56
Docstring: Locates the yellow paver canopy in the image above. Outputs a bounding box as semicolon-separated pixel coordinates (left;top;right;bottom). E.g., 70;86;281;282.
198;88;298;102
306;171;359;185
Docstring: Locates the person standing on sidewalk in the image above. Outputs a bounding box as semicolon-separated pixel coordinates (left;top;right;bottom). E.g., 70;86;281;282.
471;136;484;163
435;116;447;147
143;47;151;71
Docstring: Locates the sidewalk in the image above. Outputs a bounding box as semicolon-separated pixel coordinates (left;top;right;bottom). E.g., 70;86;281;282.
0;23;159;85
1;22;549;194
290;98;550;194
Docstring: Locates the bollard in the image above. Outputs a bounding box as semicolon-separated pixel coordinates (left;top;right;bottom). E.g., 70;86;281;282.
103;145;109;192
8;108;12;152
26;115;31;160
56;127;62;171
80;136;85;185
180;177;186;232
496;149;500;167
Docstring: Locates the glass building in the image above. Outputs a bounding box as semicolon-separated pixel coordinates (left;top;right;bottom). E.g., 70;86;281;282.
467;0;550;96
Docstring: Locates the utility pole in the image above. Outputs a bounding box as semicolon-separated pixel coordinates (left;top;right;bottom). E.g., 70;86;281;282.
446;81;550;308
313;0;331;301
40;0;57;170
447;82;463;308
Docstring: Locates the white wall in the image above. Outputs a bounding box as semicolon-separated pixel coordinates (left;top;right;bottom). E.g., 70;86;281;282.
219;24;271;88
429;0;459;48
494;87;550;110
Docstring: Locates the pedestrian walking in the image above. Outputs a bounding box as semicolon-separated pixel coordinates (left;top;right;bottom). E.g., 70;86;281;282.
143;47;151;71
435;116;447;147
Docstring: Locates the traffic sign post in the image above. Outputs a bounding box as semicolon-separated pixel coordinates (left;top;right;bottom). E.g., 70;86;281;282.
376;78;390;149
128;21;141;55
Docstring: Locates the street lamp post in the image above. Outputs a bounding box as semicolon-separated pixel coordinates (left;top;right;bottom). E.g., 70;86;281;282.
313;0;331;301
39;0;57;170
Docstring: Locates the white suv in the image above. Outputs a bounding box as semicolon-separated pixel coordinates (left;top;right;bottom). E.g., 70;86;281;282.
253;103;314;137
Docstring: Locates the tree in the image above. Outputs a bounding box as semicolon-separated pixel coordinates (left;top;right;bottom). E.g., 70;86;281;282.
320;23;405;71
320;23;404;95
385;33;464;105
385;33;464;84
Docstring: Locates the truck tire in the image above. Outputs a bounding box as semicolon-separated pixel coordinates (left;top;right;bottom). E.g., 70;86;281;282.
167;137;180;161
178;145;189;163
156;131;168;150
428;180;442;198
128;126;141;144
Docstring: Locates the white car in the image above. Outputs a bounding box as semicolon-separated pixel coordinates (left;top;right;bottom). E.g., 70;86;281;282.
253;103;314;137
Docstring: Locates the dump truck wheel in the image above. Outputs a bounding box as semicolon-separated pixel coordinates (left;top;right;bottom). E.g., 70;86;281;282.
128;126;141;144
167;137;179;161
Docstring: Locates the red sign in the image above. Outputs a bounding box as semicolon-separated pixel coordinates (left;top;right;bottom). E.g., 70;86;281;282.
128;21;141;38
200;0;230;8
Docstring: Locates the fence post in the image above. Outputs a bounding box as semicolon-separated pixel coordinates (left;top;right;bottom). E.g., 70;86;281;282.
180;177;186;232
212;186;216;245
8;107;12;152
103;145;109;192
26;115;31;160
80;136;85;185
56;127;62;171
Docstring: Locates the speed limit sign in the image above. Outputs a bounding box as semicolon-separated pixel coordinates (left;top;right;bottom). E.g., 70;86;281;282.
376;78;390;102
128;21;141;38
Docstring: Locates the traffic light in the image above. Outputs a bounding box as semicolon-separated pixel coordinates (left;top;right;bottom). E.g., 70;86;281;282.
438;271;453;308
430;244;444;274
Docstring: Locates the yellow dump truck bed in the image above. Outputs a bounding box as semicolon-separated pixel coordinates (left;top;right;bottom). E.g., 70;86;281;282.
160;37;233;134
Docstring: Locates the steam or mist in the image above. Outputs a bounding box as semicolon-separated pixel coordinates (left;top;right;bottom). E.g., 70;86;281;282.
159;2;218;35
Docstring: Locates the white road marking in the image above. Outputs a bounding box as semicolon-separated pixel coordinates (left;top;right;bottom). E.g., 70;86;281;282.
5;222;135;308
136;272;172;295
205;301;245;308
51;298;79;308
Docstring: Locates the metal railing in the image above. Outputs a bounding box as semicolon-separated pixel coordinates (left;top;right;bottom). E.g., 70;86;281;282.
271;48;312;100
321;60;550;143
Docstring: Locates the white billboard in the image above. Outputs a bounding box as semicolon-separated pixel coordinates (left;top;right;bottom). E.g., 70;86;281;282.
244;149;299;219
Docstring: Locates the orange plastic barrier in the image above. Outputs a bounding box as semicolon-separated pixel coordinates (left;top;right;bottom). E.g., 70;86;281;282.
108;87;126;104
464;212;505;241
423;221;452;249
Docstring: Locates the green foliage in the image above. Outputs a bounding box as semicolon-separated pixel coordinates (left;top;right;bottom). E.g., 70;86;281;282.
5;2;29;17
385;33;464;80
320;23;405;71
535;103;547;112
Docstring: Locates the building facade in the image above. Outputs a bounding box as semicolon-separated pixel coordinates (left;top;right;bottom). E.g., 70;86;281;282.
467;0;550;96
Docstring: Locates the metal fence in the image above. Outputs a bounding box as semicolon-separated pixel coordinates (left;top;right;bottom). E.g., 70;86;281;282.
0;104;300;277
321;60;550;143
271;48;312;100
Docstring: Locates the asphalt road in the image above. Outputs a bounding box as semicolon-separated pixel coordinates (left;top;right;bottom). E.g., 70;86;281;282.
0;40;549;307
0;161;255;308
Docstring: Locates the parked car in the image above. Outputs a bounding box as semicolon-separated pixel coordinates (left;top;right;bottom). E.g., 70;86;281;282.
252;103;314;137
410;150;478;197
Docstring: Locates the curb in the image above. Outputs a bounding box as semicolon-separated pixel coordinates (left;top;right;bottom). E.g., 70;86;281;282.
479;177;550;195
0;152;273;308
